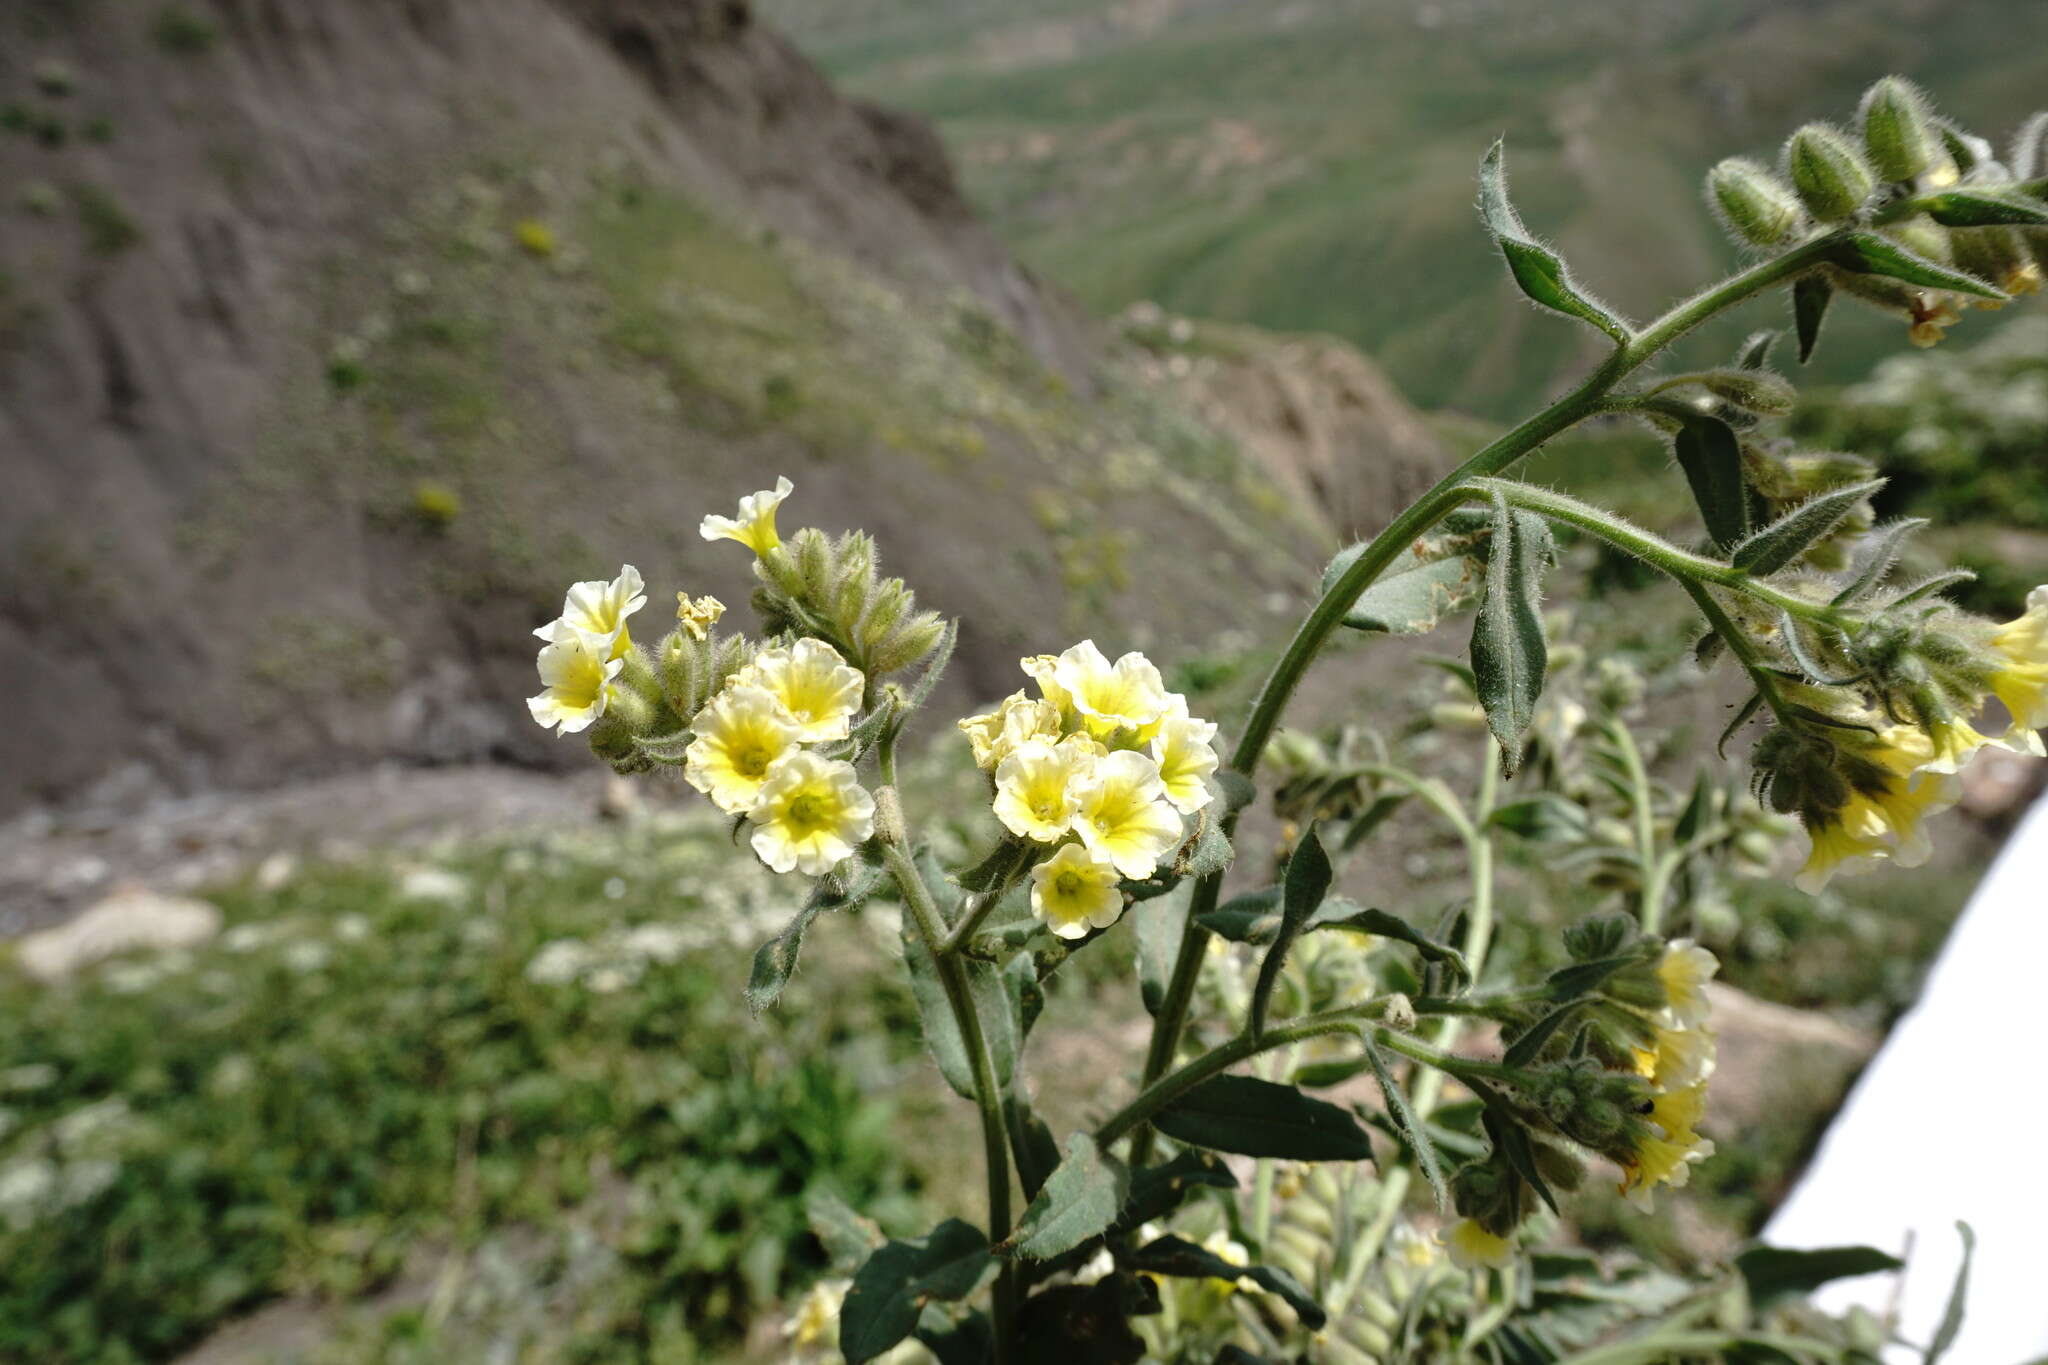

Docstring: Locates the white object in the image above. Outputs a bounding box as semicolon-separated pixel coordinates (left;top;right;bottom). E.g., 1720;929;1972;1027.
1763;792;2048;1363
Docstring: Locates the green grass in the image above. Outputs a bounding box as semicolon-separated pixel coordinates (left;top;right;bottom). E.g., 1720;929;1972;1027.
0;818;937;1363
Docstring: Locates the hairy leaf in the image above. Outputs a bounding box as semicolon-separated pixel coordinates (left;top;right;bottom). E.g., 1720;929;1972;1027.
1926;1222;1975;1365
841;1220;994;1363
1734;1243;1904;1309
1471;491;1551;775
1153;1074;1375;1161
1674;416;1751;548
1250;823;1332;1036
1730;478;1885;576
1005;1134;1130;1261
1915;186;2048;228
1478;141;1631;342
1793;275;1832;364
747;860;887;1012
1325;511;1495;636
1361;1033;1449;1209
1832;232;2007;299
1129;1235;1328;1329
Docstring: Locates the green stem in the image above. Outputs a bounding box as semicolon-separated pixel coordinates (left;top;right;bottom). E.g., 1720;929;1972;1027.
1680;579;1798;725
1127;235;1841;1171
1332;734;1500;1320
1465;478;1845;625
1603;719;1664;934
939;846;1032;955
878;840;1018;1357
1095;1012;1371;1150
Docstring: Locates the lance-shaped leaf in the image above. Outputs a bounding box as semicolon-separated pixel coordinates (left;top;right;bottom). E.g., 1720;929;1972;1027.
1153;1074;1375;1161
1831;516;1927;604
1832;232;2007;300
1734;1243;1904;1309
1729;478;1886;576
1305;903;1470;989
1325;510;1495;636
1003;1133;1130;1261
1793;275;1832;364
841;1219;995;1364
1249;822;1332;1036
1478;141;1631;342
747;860;888;1012
1135;881;1190;1016
1673;415;1751;549
1130;1235;1328;1329
1005;1094;1062;1203
1470;492;1551;776
902;851;1017;1098
1925;1222;1975;1365
1197;886;1282;943
1914;186;2048;228
1734;329;1779;370
1482;1105;1560;1216
1360;1032;1449;1210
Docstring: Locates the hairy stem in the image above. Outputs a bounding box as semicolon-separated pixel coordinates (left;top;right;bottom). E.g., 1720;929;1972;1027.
1127;235;1842;1171
1604;719;1665;934
878;839;1017;1356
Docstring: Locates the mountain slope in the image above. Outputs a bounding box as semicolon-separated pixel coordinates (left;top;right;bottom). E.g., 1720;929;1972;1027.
763;0;2046;417
0;0;1447;816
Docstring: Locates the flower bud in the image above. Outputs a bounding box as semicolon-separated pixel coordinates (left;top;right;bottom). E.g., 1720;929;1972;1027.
1859;77;1948;183
1785;124;1876;221
1949;227;2029;307
1700;367;1797;417
1707;157;1805;246
1881;215;1954;265
658;629;711;716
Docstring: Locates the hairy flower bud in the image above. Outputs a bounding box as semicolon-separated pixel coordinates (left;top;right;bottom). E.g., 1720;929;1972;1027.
1706;157;1805;247
1860;77;1948;183
1785;124;1876;222
1699;367;1797;417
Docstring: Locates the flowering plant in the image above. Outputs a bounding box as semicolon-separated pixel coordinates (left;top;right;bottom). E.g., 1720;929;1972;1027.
526;80;2045;1362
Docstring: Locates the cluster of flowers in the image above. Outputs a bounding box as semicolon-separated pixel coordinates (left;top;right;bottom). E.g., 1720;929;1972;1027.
1706;77;2045;349
526;478;883;881
1442;937;1721;1270
959;644;1221;940
1766;585;2048;892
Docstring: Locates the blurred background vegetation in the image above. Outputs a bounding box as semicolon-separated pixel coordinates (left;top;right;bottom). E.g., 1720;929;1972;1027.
1;0;2043;1360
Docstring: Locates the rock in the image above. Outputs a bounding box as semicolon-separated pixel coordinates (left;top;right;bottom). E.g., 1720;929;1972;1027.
13;886;222;982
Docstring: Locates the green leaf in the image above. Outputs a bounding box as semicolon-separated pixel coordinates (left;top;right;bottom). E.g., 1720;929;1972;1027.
1482;1105;1560;1216
1129;1235;1328;1329
1214;768;1257;814
808;1189;886;1269
1153;1074;1375;1161
1915;187;2048;227
1831;517;1927;604
902;853;1017;1099
1673;771;1710;845
1735;329;1779;370
1733;1243;1904;1309
1115;1149;1238;1235
1135;882;1190;1015
1545;952;1644;1000
1673;416;1751;549
841;1220;995;1363
1501;1002;1585;1068
1325;511;1494;636
1293;1055;1375;1088
1730;478;1886;576
746;861;886;1012
1793;275;1832;364
1198;886;1282;943
1470;491;1551;776
1004;1133;1130;1261
1305;904;1470;988
1487;795;1592;842
1006;1095;1061;1203
1017;1277;1150;1364
1360;1033;1449;1210
1926;1222;1974;1365
1250;823;1332;1036
1478;140;1631;342
1832;232;2007;300
1341;792;1409;851
916;1313;993;1365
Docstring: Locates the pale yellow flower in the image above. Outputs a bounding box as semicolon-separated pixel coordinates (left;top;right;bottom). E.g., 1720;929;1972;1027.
1989;585;2048;752
1918;712;1999;775
785;1276;848;1348
1073;751;1184;879
1020;653;1073;715
748;751;876;876
1655;940;1718;1028
1149;699;1219;813
1053;640;1171;739
1633;1025;1717;1092
1620;1082;1715;1211
534;564;645;659
526;636;623;735
675;593;725;641
959;691;1062;771
1796;725;1959;894
993;736;1097;843
749;639;865;742
1440;1219;1514;1270
684;684;801;814
1029;842;1124;940
699;476;793;555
